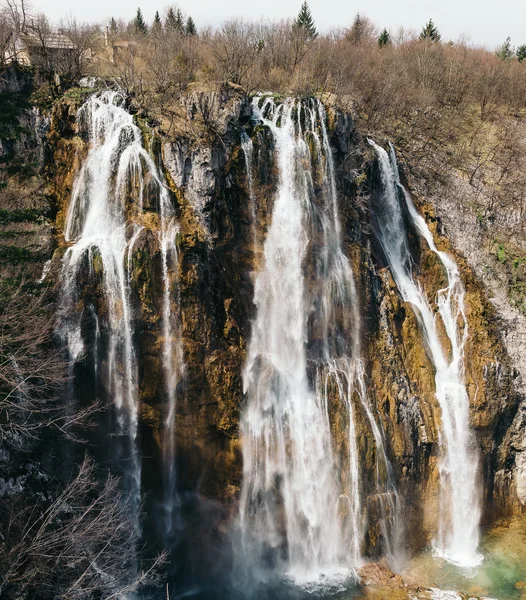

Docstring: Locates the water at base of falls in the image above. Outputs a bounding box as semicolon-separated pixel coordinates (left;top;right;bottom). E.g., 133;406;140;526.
369;140;482;569
238;96;399;589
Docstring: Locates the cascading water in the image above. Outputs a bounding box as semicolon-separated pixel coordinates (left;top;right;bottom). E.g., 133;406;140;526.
159;173;184;543
369;140;481;568
58;91;182;544
59;91;143;527
239;96;399;589
241;131;257;255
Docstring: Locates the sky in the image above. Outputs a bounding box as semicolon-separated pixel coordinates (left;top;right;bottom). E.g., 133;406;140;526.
32;0;526;49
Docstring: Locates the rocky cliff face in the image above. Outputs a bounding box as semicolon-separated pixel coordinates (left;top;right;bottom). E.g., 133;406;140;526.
424;170;526;516
2;74;523;582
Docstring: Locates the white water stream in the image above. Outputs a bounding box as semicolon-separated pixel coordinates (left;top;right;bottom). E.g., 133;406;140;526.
370;140;481;568
239;97;399;588
59;91;182;541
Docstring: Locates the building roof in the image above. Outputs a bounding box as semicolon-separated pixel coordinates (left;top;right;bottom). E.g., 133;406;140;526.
21;31;75;50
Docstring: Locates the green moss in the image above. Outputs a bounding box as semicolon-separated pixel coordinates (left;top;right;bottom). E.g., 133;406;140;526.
491;240;526;316
0;245;45;262
0;275;49;294
0;92;31;138
355;172;368;187
0;208;53;225
495;243;507;264
28;83;56;110
0;230;29;238
255;92;285;103
135;116;161;150
130;248;155;312
305;131;318;163
60;87;94;104
91;249;104;278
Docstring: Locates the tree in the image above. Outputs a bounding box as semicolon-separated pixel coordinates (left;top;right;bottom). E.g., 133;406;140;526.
1;0;32;64
293;1;317;40
165;6;177;30
420;19;441;42
109;17;118;34
346;13;376;44
517;44;526;62
348;13;364;43
378;27;390;48
134;7;148;35
0;11;10;68
152;10;162;32
175;8;184;32
0;274;167;598
496;37;513;60
209;20;261;86
185;15;196;36
165;6;184;33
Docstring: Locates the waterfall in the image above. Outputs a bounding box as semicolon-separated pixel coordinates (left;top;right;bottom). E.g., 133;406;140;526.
239;97;399;588
241;131;257;255
58;91;182;542
159;165;184;543
369;140;481;568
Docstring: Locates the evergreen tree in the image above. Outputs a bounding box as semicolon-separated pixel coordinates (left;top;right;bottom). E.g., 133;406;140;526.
378;27;390;48
517;44;526;63
175;8;185;32
496;37;513;60
185;16;197;36
134;7;148;35
347;13;364;44
293;1;317;39
152;10;162;31
165;7;178;31
109;17;118;35
420;19;441;42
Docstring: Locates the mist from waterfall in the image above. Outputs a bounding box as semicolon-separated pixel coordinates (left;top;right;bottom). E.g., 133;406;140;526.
238;96;399;590
58;91;182;544
369;140;481;568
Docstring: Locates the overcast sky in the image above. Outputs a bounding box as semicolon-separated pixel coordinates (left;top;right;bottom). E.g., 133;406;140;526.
32;0;525;49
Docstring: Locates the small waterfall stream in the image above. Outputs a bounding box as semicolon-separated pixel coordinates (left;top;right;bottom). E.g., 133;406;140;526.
59;91;182;545
370;140;481;568
159;172;184;542
241;131;257;255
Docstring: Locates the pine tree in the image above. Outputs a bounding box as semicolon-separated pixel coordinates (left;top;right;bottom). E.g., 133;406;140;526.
293;1;317;39
420;19;441;42
175;8;185;32
165;7;178;31
517;44;526;63
152;11;162;32
134;7;148;35
347;13;364;44
496;37;513;60
185;16;197;36
378;28;390;48
109;17;118;35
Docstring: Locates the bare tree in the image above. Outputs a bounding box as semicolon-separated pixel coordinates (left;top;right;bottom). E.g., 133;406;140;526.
0;276;164;598
0;0;31;64
207;20;264;88
0;456;166;599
